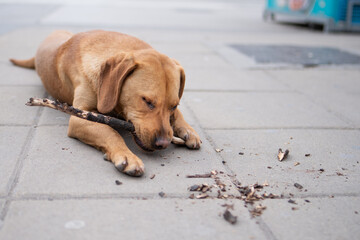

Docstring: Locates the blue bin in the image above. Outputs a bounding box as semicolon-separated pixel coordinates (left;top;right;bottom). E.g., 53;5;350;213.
264;0;360;32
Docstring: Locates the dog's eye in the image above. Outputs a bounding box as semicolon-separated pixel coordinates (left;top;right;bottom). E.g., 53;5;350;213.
142;97;155;110
171;105;178;111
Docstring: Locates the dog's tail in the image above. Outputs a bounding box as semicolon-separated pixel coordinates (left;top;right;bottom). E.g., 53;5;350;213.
9;57;35;69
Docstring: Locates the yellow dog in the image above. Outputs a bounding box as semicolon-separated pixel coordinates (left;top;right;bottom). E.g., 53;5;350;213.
11;30;201;176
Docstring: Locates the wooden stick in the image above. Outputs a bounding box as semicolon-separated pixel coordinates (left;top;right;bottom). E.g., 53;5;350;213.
26;97;185;145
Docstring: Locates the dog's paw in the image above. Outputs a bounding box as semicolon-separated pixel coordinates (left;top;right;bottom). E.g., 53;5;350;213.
175;127;202;149
112;153;145;177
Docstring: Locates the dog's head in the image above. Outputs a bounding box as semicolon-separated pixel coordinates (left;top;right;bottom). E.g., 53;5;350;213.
97;49;185;152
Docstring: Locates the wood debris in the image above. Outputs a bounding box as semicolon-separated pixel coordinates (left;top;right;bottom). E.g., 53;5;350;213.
149;174;156;179
294;162;300;166
186;170;218;178
250;204;267;217
223;210;237;224
196;193;209;199
294;183;303;190
188;184;211;193
278;148;289;161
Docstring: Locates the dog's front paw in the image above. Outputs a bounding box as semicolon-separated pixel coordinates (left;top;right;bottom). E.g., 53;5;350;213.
111;152;145;177
175;127;202;149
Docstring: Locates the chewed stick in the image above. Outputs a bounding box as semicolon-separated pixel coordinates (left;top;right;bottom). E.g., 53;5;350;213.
26;97;185;145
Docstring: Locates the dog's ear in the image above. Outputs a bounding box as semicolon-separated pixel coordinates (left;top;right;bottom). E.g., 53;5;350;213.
97;54;137;114
173;59;185;99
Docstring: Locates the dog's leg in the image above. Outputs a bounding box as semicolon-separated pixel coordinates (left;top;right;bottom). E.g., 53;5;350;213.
68;86;144;176
171;109;201;149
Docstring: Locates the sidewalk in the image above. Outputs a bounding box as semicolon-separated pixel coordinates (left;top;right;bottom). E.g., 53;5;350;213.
0;1;360;239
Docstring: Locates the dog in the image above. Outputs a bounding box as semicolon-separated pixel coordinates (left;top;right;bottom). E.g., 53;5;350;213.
11;30;201;177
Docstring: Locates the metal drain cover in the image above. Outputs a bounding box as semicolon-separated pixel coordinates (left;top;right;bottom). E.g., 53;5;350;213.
230;45;360;66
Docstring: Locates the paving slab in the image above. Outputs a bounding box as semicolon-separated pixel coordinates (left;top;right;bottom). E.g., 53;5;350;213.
0;3;59;35
0;198;266;240
261;197;360;240
267;69;360;126
184;68;288;91
183;91;349;129
40;2;262;32
0;86;45;125
0;62;41;86
150;42;213;55
14;123;231;196
0;126;31;196
171;53;229;69
207;129;360;197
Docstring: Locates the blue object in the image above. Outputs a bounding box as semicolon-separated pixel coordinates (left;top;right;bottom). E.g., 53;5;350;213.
264;0;360;32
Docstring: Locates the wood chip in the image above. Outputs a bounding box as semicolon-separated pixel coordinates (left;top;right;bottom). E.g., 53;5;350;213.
215;148;223;153
250;204;267;217
149;174;156;179
294;183;303;189
294;162;300;166
186;173;212;178
196;193;209;199
189;184;201;191
223;210;237;224
278;148;289;161
262;180;269;187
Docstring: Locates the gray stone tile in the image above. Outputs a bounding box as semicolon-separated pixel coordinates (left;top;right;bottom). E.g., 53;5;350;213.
172;53;229;69
0;86;45;125
14;124;230;196
0;199;265;240
184;68;288;91
261;197;360;240
184;92;349;129
0;28;52;63
207;129;360;196
0;4;59;25
267;69;360;126
0;4;59;35
0;126;31;196
41;3;263;32
0;63;41;86
151;42;213;55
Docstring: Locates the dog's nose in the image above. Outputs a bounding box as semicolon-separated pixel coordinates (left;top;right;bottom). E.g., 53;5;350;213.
153;136;170;150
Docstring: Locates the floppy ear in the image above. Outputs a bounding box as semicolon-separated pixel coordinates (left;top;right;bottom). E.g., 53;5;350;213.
97;54;137;114
173;59;185;99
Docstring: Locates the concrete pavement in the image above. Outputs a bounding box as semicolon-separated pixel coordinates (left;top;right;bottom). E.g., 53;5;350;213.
0;0;360;239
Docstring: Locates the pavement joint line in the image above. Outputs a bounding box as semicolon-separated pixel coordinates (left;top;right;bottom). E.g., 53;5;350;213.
9;193;196;201
6;191;360;202
265;70;358;128
0;84;42;87
184;89;295;93
0;124;33;127
204;127;360;131
0;92;47;223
